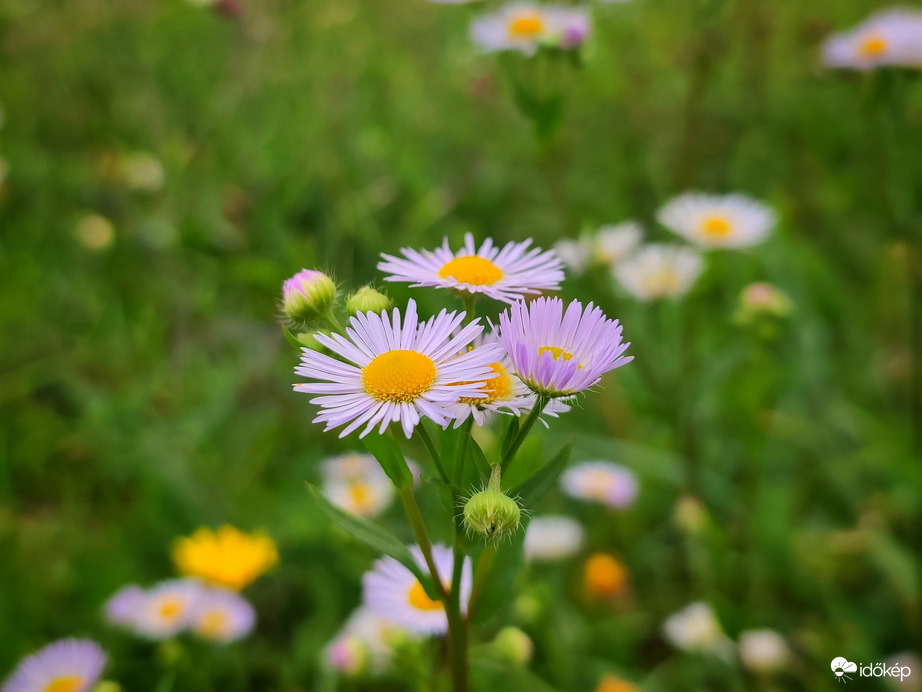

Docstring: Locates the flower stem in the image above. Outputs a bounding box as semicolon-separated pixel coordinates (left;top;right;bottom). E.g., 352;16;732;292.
500;396;549;473
416;423;449;485
397;486;448;601
446;538;469;692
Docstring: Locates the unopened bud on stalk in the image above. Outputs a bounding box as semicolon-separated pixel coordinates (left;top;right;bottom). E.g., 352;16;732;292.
282;269;337;326
346;285;393;316
462;465;521;541
491;626;534;666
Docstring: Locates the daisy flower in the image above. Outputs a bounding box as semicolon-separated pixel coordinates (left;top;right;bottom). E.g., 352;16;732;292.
363;544;472;636
662;602;734;660
523;515;585;561
554;238;591;274
496;297;632;398
560;461;638;508
822;8;922;70
594;221;643;265
320;452;396;518
470;3;590;54
294;299;503;438
324;607;410;676
584;553;628;598
133;579;202;640
190;587;256;644
173;525;278;591
2;639;107;692
738;629;789;674
103;584;147;628
613;244;703;301
377;234;563;304
657;192;775;249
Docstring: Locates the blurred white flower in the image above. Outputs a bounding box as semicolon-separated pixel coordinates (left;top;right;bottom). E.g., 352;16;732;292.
470;3;591;54
75;214;116;251
739;629;789;673
560;461;638;508
190;587;256;644
823;8;922;71
554;237;592;274
886;651;920;691
613;244;703;301
120;152;165;192
657;192;775;249
523;515;585;561
593;221;643;265
321;453;395;518
662;602;734;660
133;579;203;640
324;607;410;676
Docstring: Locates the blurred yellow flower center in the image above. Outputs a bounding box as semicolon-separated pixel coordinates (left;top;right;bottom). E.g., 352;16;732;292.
539;346;579;367
407;581;445;611
585;553;627;598
43;676;82;692
196;610;230;639
508;14;545;39
363;350;437;403
640;269;680;297
459;362;513;405
438;256;504;285
172;525;279;591
348;481;372;510
859;35;888;57
159;598;184;620
699;215;732;238
595;675;640;692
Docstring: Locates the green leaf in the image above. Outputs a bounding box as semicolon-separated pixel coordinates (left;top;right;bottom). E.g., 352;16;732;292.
512;441;573;508
282;326;306;352
501;436;544;490
500;416;520;457
304;484;428;585
362;433;412;488
465;436;493;481
470;533;525;624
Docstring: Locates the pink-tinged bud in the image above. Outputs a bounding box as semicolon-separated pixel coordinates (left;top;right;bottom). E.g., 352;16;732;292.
282;269;337;326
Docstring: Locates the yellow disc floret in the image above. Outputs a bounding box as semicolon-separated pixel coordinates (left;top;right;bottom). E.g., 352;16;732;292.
438;256;504;286
698;215;732;239
407;581;445;612
43;677;83;692
459;361;513;405
172;525;279;591
508;13;545;39
195;611;230;640
362;350;437;403
859;34;888;58
539;346;577;363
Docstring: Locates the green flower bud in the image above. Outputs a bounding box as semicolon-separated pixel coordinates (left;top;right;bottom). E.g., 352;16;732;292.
282;269;337;326
491;627;534;666
346;285;393;316
463;466;521;541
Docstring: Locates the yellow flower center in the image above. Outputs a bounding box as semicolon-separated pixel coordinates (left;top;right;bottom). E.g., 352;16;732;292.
362;350;437;403
639;268;681;297
508;13;545;39
698;215;732;238
584;553;627;598
438;256;504;286
158;597;184;621
43;677;83;692
407;580;445;612
539;346;578;365
859;35;888;57
458;361;514;405
196;610;230;640
348;481;373;510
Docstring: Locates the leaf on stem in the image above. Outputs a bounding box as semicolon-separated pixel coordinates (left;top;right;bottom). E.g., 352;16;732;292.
512;441;573;508
363;433;413;488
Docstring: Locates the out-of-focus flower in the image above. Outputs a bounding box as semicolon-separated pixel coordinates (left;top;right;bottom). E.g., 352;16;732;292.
523;515;585;561
133;579;202;640
657;192;775;249
190;587;256;644
673;495;708;536
345;286;392;316
555;222;643;275
739;629;790;674
172;525;278;591
490;627;534;666
613;244;703;301
1;639;107;692
321;452;395;518
282;269;338;327
103;584;146;627
294;299;502;438
74;214;116;251
594;675;641;692
736;282;792;321
822;8;922;71
324;607;409;676
561;461;638;508
584;553;628;599
362;544;471;635
120;152;165;192
497;297;632;398
554;237;592;274
886;651;920;691
378;233;563;304
470;4;591;54
663;602;734;659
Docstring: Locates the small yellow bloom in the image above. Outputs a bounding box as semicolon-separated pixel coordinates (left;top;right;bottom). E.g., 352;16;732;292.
595;674;640;692
172;525;278;591
584;553;627;599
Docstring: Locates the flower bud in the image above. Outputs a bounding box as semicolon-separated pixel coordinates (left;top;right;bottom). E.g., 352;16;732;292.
735;282;792;333
462;467;521;541
491;627;534;666
346;285;393;316
282;269;337;326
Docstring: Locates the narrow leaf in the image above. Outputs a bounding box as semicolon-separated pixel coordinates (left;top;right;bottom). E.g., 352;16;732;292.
363;433;412;489
513;441;574;508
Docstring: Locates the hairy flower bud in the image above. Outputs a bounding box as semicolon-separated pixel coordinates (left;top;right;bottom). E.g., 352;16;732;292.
282;269;337;326
346;285;393;316
462;466;521;541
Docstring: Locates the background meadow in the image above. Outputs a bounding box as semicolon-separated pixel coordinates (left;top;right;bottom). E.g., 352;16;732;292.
1;0;920;690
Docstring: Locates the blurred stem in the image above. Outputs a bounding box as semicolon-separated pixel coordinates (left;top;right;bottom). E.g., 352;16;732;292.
416;423;449;485
446;538;469;692
468;543;498;616
500;395;549;473
398;486;448;601
463;294;478;320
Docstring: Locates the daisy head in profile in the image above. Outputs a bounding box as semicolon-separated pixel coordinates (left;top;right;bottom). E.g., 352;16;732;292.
822;8;922;71
613;244;703;301
523;515;585;562
294;299;503;438
657;192;775;249
320;452;396;518
470;3;589;54
190;587;257;644
560;461;638;508
362;544;472;636
2;639;107;692
132;579;203;640
378;234;563;304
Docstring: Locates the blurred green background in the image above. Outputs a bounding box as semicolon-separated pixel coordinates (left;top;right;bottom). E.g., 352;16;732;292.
1;0;920;689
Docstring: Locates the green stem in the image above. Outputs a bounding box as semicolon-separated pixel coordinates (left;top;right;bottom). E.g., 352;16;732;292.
416;423;449;485
320;311;344;334
446;538;469;692
500;396;549;473
398;486;448;600
462;294;478;320
467;543;498;616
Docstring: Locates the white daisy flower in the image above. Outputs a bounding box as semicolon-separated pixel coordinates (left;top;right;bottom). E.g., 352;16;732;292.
190;587;256;644
378;234;563;304
294;299;503;438
496;297;632;398
103;584;147;628
560;461;638;508
133;579;202;640
523;515;585;561
324;607;410;676
470;3;590;54
657;192;775;249
362;544;472;636
320;453;396;518
662;602;734;660
613;244;703;301
1;639;107;692
739;629;789;674
554;237;592;274
822;8;922;71
593;221;643;265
